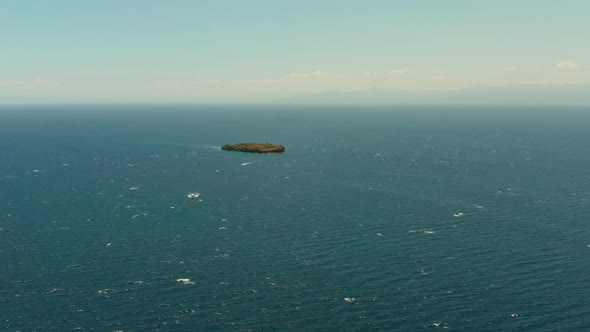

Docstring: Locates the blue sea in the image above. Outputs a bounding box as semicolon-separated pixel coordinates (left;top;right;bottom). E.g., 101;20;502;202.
1;104;590;331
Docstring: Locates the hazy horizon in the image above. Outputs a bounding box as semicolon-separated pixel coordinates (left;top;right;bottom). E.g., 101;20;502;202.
1;1;589;104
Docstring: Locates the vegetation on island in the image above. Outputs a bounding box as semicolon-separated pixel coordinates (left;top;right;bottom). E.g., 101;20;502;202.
221;143;285;153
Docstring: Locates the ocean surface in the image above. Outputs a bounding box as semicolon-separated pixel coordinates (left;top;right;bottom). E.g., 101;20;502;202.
1;104;590;331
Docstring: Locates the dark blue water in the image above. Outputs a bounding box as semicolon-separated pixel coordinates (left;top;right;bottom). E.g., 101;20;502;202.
1;105;590;331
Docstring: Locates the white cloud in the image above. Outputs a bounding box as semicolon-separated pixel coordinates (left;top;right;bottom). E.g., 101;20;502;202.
198;80;223;86
556;60;578;70
285;71;329;79
155;80;223;89
431;69;446;74
0;80;23;88
245;79;278;85
62;70;124;78
388;68;409;76
432;76;449;81
310;70;329;76
503;66;517;72
285;73;311;79
362;71;379;77
0;78;61;89
362;69;410;77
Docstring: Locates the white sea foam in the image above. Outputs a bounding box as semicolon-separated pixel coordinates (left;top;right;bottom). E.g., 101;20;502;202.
176;278;194;285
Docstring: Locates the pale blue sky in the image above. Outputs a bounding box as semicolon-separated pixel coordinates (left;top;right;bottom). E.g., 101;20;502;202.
1;0;589;102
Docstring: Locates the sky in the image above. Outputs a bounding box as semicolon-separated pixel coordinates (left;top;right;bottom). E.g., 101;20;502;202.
1;0;589;103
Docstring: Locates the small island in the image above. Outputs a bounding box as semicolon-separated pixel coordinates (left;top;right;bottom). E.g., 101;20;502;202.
221;142;285;153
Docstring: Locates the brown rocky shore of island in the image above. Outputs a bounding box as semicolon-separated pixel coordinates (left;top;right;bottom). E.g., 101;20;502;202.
221;143;285;153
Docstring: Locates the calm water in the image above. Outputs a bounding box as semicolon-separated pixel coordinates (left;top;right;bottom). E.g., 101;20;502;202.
1;105;590;331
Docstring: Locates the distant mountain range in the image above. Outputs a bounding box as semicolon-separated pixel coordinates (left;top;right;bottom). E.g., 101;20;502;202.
278;84;590;105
